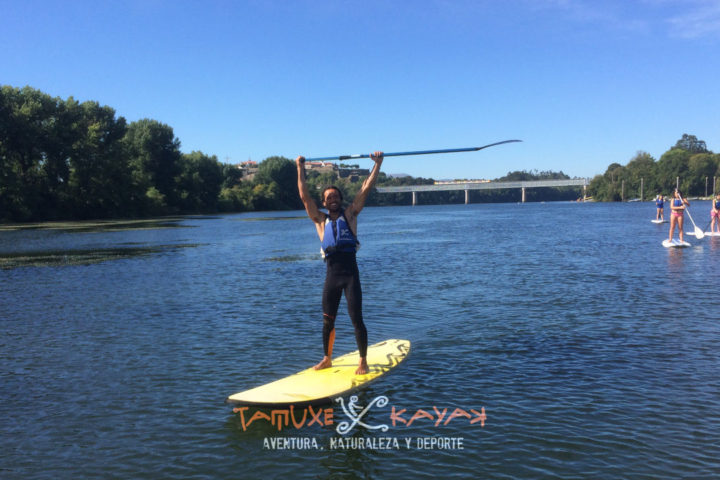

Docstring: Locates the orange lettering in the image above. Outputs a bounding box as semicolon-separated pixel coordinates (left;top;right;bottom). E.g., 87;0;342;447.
307;405;324;427
444;408;471;425
433;407;448;427
391;407;407;426
246;410;271;428
271;410;289;431
471;408;486;427
324;408;334;426
407;409;434;426
289;405;307;429
233;406;249;431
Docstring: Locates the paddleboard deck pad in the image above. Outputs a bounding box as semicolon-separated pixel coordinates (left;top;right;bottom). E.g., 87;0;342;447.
226;339;410;407
663;239;691;248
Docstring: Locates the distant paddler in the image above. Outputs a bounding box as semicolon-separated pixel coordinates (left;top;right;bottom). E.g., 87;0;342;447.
711;193;720;235
654;193;665;222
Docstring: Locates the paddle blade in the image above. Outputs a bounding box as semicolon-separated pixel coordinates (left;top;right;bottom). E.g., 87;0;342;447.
304;139;522;161
695;227;705;239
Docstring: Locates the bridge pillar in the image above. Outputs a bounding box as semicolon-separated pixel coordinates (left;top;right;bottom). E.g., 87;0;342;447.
412;191;417;206
465;189;469;204
521;187;526;203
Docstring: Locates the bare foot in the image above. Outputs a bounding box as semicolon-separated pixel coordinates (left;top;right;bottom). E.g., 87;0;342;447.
314;356;332;370
355;357;369;375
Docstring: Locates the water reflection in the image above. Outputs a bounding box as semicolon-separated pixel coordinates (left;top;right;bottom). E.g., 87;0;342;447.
320;428;382;480
709;236;720;252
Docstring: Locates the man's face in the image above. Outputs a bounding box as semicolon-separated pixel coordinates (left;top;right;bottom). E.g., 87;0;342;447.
323;189;342;212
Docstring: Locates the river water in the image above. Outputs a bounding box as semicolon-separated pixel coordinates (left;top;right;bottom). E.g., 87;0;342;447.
2;202;719;479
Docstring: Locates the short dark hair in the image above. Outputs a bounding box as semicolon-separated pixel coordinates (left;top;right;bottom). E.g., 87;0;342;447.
322;185;343;202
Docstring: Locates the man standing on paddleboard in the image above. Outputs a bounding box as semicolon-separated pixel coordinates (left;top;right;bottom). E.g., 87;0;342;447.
296;152;384;375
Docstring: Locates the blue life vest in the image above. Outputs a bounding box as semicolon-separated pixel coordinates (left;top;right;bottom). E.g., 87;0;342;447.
673;198;683;208
656;197;664;208
321;211;359;257
715;199;720;209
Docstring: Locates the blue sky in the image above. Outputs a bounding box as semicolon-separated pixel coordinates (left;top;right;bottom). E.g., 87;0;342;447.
2;0;719;180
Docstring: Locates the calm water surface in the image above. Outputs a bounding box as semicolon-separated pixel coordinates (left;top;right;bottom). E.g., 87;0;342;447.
2;202;720;479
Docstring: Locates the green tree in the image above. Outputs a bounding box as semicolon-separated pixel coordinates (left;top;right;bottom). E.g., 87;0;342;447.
587;134;716;201
254;156;302;209
66;101;132;218
623;151;657;199
672;133;708;154
687;153;719;196
40;95;78;218
124;119;182;211
176;151;225;212
222;163;243;189
657;148;691;192
0;86;59;220
219;183;255;211
0;85;138;220
251;182;281;211
588;163;625;201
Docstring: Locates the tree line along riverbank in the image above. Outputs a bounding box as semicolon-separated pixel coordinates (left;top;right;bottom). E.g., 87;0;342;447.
2;85;716;222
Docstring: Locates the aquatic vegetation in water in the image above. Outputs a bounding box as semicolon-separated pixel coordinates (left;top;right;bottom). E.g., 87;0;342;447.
0;244;201;269
0;218;189;233
264;253;320;263
236;216;306;222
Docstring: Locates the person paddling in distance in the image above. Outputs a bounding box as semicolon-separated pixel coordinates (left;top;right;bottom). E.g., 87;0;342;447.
655;193;665;221
668;189;690;243
296;151;384;375
711;193;720;235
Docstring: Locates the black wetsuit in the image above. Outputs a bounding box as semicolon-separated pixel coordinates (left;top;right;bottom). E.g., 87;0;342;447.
322;243;368;358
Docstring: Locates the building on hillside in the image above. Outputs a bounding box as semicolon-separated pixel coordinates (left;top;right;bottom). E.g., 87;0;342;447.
338;168;370;182
304;161;336;175
236;160;345;182
237;160;259;182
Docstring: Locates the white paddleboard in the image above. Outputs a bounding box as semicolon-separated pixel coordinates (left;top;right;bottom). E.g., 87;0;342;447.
651;219;667;224
663;239;691;248
226;339;410;407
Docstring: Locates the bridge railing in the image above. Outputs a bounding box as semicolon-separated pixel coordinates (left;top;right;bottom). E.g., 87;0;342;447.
375;179;590;204
376;179;588;193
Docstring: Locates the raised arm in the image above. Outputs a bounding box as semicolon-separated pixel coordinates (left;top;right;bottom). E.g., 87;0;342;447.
296;156;325;226
347;151;384;217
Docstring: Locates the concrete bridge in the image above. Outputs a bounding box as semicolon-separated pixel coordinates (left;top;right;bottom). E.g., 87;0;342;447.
376;179;590;205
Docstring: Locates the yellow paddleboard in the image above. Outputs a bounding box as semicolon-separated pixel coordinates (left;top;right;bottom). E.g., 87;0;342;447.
226;339;410;407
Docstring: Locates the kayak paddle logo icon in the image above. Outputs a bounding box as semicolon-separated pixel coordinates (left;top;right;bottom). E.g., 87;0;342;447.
335;395;389;435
